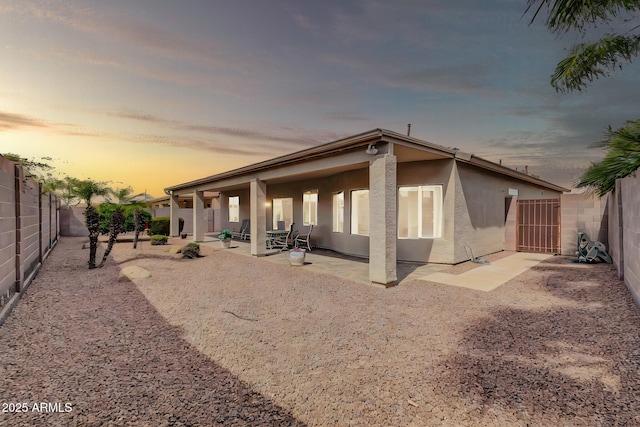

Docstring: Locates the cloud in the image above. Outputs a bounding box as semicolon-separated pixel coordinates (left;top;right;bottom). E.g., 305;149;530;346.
322;112;371;122
382;64;501;97
0;111;48;130
105;109;342;149
9;2;261;96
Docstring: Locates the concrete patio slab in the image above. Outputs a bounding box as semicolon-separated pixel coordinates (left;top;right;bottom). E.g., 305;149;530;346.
418;252;551;291
195;234;549;291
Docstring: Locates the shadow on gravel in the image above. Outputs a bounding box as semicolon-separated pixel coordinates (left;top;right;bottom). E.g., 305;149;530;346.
438;258;640;425
114;252;186;265
0;238;306;427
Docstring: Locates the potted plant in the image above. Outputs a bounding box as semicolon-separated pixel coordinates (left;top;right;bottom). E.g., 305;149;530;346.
217;229;233;248
287;246;306;266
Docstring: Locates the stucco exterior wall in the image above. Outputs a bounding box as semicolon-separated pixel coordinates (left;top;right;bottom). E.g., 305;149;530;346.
454;162;563;262
217;159;565;263
396;159;456;263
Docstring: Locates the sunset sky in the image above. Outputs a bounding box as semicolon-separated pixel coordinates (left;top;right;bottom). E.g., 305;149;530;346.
1;1;639;197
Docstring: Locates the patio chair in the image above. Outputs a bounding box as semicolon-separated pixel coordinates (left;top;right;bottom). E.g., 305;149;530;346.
294;224;313;251
242;219;251;240
231;219;249;240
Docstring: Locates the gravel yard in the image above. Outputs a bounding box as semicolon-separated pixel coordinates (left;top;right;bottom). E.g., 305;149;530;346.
1;236;639;426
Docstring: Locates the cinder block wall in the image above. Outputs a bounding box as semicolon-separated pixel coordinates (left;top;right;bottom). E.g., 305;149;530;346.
20;181;41;281
608;189;622;278
619;174;640;306
0;156;17;308
0;156;60;322
59;206;89;237
560;193;608;256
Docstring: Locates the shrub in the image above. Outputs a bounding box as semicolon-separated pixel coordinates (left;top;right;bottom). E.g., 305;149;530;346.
182;242;201;259
150;235;168;245
150;216;184;236
97;203;152;235
217;229;232;240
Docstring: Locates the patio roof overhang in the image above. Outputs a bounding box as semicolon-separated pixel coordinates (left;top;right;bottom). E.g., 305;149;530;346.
164;128;569;195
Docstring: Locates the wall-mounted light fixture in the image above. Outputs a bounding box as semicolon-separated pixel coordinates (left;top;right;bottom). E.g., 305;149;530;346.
365;144;378;155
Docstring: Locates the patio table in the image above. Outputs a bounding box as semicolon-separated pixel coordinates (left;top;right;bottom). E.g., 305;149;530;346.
267;230;290;250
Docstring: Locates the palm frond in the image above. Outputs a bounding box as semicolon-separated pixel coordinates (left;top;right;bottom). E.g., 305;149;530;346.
527;0;640;33
576;118;640;196
551;34;640;92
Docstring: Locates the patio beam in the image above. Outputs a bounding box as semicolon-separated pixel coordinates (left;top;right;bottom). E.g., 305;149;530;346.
369;153;397;287
250;179;267;256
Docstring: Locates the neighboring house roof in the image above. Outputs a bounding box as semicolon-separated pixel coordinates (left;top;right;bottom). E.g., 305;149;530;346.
165;129;569;194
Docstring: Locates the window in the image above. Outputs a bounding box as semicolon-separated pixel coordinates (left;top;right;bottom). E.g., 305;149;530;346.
303;190;318;225
332;192;344;232
228;196;239;223
351;189;369;236
398;185;443;239
272;198;293;230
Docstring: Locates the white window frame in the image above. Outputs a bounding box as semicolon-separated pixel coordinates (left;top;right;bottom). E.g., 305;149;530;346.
228;196;239;223
350;189;369;236
332;192;344;233
303;190;318;226
272;197;293;230
397;185;443;239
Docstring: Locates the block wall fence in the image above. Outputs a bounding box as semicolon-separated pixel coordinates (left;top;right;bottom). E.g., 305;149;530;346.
608;174;640;308
0;156;59;325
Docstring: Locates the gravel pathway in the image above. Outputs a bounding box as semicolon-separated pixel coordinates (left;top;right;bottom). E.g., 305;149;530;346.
1;236;640;426
0;237;303;427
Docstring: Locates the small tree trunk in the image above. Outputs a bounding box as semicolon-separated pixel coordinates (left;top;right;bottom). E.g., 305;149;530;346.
133;208;141;249
99;209;124;267
84;206;100;269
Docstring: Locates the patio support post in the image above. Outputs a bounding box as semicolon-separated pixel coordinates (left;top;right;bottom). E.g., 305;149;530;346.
250;178;267;256
169;193;180;237
193;190;205;242
369;153;397;287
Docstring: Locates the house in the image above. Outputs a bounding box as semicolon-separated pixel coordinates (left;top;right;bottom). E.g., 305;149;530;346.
164;129;569;286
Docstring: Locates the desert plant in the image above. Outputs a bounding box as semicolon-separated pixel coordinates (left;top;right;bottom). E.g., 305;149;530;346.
149;216;184;236
182;242;201;259
98;203;151;234
218;229;232;240
73;179;109;269
150;235;168;245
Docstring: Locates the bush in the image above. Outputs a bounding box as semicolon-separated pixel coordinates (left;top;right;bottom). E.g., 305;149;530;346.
150;216;184;236
97;203;152;235
182;242;201;259
150;235;168;245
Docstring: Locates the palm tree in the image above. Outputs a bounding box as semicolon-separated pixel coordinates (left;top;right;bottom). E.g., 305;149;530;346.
99;187;146;266
577;119;640;196
526;0;640;93
73;180;109;269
